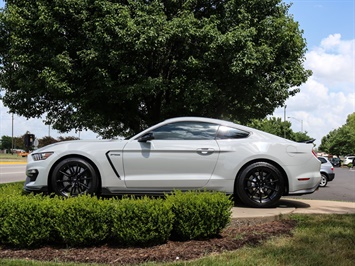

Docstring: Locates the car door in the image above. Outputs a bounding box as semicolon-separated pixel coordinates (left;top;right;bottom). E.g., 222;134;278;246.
122;121;220;190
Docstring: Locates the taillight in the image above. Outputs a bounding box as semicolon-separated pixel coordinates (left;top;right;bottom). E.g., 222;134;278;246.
312;150;318;157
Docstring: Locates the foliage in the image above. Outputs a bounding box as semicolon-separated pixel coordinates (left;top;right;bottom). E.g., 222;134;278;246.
0;135;80;151
247;117;313;142
0;135;12;150
291;131;312;142
0;0;311;138
0;193;55;247
0;184;231;248
53;195;112;246
0;135;25;151
37;136;58;148
319;113;355;156
167;190;232;241
110;196;174;246
37;136;79;148
248;117;292;139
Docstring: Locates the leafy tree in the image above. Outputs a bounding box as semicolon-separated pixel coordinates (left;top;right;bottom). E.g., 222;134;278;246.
0;135;26;151
0;135;12;150
319;113;355;156
248;117;313;142
32;136;80;148
58;136;80;142
13;136;25;150
248;117;293;139
291;131;312;143
0;0;310;138
37;136;58;148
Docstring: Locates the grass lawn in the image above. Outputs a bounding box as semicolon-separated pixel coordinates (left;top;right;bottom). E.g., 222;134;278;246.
0;153;27;162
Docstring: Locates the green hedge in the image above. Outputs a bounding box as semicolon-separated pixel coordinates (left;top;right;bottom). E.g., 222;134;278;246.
53;196;113;246
110;196;174;246
167;191;232;240
0;183;233;248
0;194;55;247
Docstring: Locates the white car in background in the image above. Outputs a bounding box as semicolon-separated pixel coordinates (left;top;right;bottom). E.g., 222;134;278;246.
24;117;321;208
343;156;355;167
318;156;335;187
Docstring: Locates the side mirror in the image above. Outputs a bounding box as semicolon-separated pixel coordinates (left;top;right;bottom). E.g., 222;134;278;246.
138;133;155;142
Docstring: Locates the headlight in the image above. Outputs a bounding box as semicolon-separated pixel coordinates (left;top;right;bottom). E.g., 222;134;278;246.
32;152;54;161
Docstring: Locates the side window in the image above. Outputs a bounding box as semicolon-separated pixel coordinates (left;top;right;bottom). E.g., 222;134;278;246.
216;126;250;139
318;157;326;164
151;122;218;140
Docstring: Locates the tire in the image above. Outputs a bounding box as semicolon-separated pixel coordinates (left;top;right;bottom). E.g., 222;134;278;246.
235;162;284;208
319;173;328;187
51;157;99;197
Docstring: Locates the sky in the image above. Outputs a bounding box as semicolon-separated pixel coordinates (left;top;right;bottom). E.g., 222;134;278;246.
0;0;354;147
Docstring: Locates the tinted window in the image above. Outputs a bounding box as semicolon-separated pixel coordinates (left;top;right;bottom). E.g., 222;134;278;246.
151;122;218;140
216;126;250;139
318;157;327;164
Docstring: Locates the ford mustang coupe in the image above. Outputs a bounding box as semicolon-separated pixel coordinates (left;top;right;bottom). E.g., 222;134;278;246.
24;117;321;208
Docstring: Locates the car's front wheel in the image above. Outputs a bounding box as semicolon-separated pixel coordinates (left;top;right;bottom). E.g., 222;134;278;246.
235;162;284;208
51;157;99;197
319;173;328;187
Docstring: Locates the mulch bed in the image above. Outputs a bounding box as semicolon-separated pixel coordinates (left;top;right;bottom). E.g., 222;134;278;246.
0;219;296;265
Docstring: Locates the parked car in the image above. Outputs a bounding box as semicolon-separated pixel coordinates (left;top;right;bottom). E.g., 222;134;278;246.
18;151;29;157
343;156;355;167
318;156;335;187
24;117;321;208
330;157;341;167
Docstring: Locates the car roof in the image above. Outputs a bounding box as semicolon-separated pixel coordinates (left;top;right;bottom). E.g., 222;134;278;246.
145;116;295;143
162;117;270;134
164;117;241;127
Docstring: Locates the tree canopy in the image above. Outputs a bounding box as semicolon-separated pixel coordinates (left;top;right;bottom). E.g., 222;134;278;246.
0;0;311;137
247;117;313;142
319;113;355;156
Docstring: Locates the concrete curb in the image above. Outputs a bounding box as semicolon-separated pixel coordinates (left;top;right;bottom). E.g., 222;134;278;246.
231;198;355;221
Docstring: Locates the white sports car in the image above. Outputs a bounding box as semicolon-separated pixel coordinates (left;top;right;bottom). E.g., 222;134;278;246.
24;117;321;208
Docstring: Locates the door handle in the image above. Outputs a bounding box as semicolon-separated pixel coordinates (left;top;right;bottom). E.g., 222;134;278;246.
196;148;214;155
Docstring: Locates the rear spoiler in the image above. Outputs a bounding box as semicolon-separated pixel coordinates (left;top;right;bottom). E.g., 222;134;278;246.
298;139;316;144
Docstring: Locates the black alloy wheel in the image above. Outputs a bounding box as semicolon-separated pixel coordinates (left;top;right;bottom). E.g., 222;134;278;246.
236;162;284;208
51;157;99;197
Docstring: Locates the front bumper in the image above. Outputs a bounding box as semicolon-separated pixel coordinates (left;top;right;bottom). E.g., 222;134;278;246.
23;176;48;194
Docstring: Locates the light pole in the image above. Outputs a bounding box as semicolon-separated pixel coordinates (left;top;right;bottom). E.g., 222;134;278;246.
11;113;14;152
284;105;287;138
288;116;303;132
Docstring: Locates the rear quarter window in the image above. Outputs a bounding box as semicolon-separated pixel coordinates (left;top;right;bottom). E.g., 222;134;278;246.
216;126;250;139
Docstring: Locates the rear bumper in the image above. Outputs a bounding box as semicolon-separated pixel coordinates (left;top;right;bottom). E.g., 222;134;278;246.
328;173;335;182
287;182;320;196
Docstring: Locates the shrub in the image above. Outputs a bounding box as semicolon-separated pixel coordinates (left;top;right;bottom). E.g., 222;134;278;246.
110;196;174;246
167;190;233;241
0;182;24;197
53;195;112;247
0;184;232;247
0;194;55;247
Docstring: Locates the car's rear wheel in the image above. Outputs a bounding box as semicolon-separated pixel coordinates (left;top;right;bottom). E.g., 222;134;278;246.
236;162;284;208
51;157;99;197
319;173;328;187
